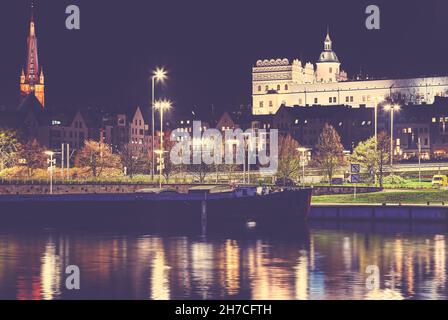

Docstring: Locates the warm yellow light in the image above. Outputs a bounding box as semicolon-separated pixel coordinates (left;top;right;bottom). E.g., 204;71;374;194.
44;151;54;156
384;104;400;112
154;99;172;111
153;68;167;82
297;147;308;153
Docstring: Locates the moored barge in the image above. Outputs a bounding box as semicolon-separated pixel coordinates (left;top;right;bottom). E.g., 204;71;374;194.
0;186;312;228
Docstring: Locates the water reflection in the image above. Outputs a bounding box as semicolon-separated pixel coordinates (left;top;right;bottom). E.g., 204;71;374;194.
0;226;447;300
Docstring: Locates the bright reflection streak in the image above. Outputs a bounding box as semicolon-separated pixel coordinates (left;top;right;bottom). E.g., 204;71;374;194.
295;251;308;300
40;240;61;300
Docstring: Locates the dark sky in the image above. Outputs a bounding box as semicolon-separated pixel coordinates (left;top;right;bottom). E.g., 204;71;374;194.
1;0;448;115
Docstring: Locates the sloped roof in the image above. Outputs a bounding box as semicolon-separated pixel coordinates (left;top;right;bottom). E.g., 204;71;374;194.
17;92;44;113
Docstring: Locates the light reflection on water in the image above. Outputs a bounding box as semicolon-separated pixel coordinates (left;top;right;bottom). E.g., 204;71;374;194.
0;227;447;300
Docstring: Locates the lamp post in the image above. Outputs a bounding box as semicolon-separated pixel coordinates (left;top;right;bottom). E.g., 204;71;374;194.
373;97;383;186
384;104;400;175
45;151;55;195
155;99;172;189
297;147;308;188
418;137;422;184
242;133;255;185
226;139;241;183
151;68;167;182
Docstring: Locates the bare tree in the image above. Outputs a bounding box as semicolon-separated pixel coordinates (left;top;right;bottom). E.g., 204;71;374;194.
0;129;19;171
18;139;46;177
277;134;301;185
75;140;121;178
315;123;344;184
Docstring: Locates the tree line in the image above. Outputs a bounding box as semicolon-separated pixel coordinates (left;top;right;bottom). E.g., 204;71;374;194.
0;126;390;185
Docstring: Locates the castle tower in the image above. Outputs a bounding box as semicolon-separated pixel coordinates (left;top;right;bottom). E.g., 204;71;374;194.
20;2;45;107
315;29;341;84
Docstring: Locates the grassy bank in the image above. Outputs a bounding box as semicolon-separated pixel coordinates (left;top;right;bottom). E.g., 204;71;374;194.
312;189;448;205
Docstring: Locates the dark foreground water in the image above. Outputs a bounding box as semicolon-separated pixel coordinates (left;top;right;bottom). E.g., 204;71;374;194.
0;223;447;300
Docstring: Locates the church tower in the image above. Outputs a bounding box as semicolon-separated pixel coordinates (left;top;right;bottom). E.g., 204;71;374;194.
315;29;341;84
20;2;45;107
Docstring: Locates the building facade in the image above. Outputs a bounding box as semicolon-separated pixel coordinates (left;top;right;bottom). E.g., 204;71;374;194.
253;32;448;115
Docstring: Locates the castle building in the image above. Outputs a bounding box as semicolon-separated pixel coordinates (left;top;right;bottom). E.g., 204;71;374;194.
20;4;45;107
252;31;448;115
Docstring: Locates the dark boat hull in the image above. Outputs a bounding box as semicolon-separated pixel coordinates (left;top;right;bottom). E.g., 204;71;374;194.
0;189;312;229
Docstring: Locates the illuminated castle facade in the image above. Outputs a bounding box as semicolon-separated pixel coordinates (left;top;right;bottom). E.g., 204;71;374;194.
20;5;45;107
252;31;448;115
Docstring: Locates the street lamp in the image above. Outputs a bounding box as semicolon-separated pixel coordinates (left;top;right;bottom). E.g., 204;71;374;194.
154;99;172;189
418;137;422;184
242;133;255;185
226;139;242;183
45;151;55;195
384;104;400;175
373;97;383;186
151;67;167;182
297;147;309;188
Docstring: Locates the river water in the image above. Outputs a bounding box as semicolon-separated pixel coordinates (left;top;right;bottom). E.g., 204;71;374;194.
0;222;446;300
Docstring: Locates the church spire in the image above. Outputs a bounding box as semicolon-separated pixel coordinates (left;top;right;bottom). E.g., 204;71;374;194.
26;0;39;84
30;1;35;36
20;0;45;107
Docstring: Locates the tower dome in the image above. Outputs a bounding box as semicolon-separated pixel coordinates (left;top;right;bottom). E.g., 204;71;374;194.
315;29;341;83
317;31;339;63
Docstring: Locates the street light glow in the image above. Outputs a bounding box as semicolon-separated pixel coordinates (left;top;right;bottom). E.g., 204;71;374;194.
153;67;167;82
154;99;172;111
384;104;400;112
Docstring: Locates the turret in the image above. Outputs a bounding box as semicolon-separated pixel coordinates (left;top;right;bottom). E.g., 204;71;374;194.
20;68;26;84
315;29;341;83
39;68;44;84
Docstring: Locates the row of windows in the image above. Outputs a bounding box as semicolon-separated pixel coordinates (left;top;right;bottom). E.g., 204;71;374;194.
432;117;448;123
257;94;390;108
131;128;145;135
259;101;274;108
257;84;289;92
402;128;429;134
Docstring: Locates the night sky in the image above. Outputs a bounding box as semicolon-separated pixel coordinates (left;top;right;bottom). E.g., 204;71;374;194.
1;0;448;115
